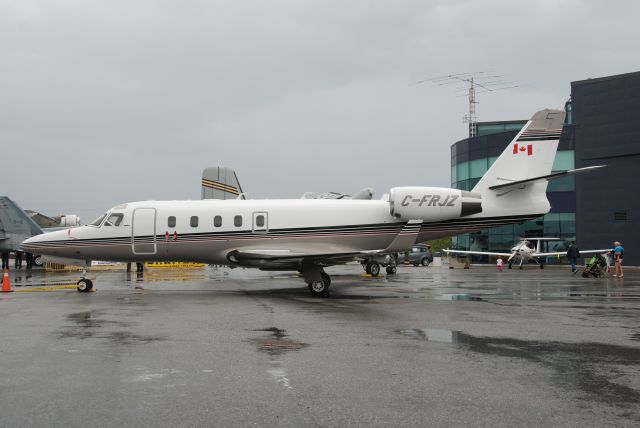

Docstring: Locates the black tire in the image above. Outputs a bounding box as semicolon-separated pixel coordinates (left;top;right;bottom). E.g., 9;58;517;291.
369;262;380;277
308;273;330;297
34;255;43;267
365;263;372;274
77;278;93;292
421;258;431;267
539;263;544;269
386;266;397;275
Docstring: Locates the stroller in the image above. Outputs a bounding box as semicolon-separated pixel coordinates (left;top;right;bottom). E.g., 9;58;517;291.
581;254;608;277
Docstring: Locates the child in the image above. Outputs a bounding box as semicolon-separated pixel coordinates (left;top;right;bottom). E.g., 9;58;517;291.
496;256;503;272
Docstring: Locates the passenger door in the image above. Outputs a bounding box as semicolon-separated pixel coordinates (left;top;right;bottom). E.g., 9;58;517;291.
132;208;157;255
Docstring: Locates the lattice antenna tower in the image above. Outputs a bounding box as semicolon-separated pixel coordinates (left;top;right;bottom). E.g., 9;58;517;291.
417;72;519;137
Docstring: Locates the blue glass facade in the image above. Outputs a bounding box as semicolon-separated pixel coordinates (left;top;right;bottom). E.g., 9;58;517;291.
450;119;577;262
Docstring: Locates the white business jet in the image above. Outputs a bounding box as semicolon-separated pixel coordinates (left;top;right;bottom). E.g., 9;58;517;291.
444;238;609;269
21;109;604;296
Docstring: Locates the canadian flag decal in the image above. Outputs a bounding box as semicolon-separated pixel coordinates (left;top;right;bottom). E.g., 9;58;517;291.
513;144;533;156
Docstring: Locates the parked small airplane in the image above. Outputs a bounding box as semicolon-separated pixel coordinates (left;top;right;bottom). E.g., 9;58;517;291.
21;109;605;295
444;238;609;269
0;197;44;254
0;197;82;266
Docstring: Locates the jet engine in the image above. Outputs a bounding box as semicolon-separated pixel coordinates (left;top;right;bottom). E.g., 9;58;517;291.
58;214;81;227
389;187;482;222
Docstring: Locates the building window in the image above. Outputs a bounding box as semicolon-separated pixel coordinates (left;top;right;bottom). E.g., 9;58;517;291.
214;216;222;227
190;216;199;227
234;215;242;227
614;211;628;221
168;216;176;228
552;151;574;171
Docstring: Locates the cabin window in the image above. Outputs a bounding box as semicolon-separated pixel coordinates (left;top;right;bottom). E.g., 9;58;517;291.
168;216;176;228
104;214;123;227
234;215;242;227
190;216;199;228
214;216;222;227
255;215;265;227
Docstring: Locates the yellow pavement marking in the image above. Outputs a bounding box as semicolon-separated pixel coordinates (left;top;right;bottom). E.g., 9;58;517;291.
15;285;78;292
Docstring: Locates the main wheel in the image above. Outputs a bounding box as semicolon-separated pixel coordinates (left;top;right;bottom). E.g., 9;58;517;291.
365;263;372;274
308;274;330;297
369;262;380;277
77;278;93;292
386;266;397;275
34;255;43;267
421;258;430;267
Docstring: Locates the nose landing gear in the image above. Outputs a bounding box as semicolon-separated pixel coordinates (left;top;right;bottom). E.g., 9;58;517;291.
77;268;93;292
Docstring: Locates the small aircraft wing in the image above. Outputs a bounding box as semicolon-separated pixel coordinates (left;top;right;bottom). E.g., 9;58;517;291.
533;249;611;257
444;249;513;257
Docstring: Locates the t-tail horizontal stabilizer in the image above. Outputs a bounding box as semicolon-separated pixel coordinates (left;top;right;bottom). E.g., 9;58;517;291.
488;165;607;192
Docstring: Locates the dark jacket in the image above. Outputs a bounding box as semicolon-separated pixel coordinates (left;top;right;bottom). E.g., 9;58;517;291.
567;244;580;259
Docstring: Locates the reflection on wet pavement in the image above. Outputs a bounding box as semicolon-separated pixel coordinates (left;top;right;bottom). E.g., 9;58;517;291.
398;327;640;409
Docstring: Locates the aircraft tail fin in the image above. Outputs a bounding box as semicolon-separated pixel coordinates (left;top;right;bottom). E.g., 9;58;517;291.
201;166;245;200
0;197;44;243
471;109;566;217
472;109;565;194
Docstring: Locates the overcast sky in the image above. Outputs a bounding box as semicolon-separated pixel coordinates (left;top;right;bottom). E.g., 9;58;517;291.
1;0;639;221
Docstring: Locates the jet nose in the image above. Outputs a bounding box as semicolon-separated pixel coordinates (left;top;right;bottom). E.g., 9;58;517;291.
20;230;68;254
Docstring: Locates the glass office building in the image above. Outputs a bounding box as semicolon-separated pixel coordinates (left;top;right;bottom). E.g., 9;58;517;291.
450;111;577;262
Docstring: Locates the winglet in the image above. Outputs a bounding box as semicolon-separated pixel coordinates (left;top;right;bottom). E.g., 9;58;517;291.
381;220;422;253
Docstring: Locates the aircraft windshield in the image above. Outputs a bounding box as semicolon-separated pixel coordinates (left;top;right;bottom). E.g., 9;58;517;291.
104;214;123;227
89;213;107;227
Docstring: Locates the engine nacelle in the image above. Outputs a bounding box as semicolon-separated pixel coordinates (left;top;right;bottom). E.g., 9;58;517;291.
59;214;81;227
389;187;482;222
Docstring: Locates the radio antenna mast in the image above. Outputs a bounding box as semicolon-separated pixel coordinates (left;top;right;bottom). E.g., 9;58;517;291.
417;72;519;137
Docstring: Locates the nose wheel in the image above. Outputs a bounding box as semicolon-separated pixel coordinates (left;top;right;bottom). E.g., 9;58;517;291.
77;278;93;292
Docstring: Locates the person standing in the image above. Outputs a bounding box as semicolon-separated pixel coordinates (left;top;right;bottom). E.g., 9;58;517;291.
25;253;34;270
496;256;503;272
566;241;580;274
1;251;9;270
613;241;624;278
14;251;23;269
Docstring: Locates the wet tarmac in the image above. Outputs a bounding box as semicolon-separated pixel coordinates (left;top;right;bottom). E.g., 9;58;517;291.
1;265;639;427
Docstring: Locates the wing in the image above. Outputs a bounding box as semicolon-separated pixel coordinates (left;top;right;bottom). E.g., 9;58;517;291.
534;249;611;257
444;249;512;257
227;221;423;269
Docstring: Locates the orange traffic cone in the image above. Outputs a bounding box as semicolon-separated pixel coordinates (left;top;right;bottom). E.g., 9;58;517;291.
2;269;12;292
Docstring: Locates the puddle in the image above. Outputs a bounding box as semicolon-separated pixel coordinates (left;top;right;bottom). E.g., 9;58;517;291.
397;328;460;343
397;328;640;408
60;311;164;343
435;294;484;302
251;327;307;355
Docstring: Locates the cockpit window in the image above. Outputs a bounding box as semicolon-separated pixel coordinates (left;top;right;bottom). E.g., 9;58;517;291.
104;214;124;227
89;213;107;227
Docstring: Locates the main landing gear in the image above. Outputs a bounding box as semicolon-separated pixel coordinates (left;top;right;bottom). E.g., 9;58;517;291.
307;271;331;297
363;257;398;277
365;262;381;277
77;268;93;292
